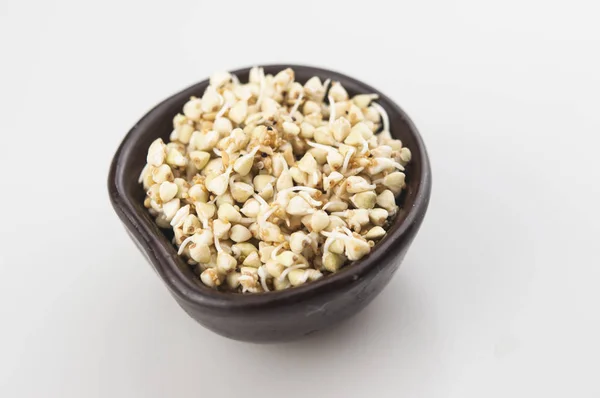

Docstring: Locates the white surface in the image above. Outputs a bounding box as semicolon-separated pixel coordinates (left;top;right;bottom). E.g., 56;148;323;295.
1;1;599;397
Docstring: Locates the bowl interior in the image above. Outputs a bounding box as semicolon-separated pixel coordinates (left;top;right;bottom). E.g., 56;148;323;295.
110;64;430;305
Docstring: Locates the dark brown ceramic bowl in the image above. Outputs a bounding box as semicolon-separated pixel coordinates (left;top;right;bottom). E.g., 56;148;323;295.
108;65;431;343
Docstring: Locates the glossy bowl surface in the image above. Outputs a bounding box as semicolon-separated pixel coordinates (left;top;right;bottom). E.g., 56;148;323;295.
108;64;431;342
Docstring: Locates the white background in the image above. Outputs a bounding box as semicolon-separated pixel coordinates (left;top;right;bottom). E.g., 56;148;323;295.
1;0;599;397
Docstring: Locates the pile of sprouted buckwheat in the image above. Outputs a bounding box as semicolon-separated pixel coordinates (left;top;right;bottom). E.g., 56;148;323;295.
139;67;411;293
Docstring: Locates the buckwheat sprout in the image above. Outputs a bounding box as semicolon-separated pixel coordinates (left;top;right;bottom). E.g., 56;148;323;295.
371;102;389;133
257;266;270;292
216;101;230;119
213;233;223;253
328;95;336;126
299;191;322;207
277;186;320;197
344;167;365;177
312;171;319;182
252;193;269;209
213;148;222;157
360;138;369;155
271;242;287;260
275;186;320;203
255;114;270;126
289;91;304;116
368;157;405;174
225;139;236;150
278;264;306;282
196;214;209;229
170;205;190;227
321;202;338;211
346;176;377;192
323;228;343;254
393;161;406;171
321;230;367;245
341;146;356;174
178;234;197;255
259;205;278;226
341;226;354;237
306;141;337;153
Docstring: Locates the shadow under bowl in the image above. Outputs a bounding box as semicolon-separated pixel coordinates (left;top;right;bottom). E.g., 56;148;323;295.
108;64;432;343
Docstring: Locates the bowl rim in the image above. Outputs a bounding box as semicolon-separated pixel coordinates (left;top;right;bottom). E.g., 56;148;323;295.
108;64;431;311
